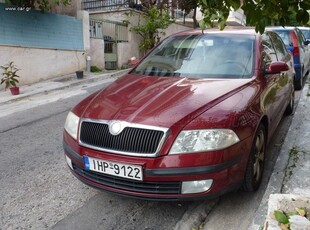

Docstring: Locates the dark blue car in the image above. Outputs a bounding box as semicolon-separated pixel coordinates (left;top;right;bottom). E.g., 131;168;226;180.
267;27;310;90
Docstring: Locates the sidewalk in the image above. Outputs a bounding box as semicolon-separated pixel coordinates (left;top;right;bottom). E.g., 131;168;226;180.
250;81;310;229
0;69;129;106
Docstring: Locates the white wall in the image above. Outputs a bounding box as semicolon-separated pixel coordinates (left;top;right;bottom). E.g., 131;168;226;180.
0;10;90;87
161;23;192;40
90;38;105;69
0;46;86;86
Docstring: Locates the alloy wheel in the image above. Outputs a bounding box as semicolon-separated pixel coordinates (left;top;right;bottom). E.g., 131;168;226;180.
253;129;265;185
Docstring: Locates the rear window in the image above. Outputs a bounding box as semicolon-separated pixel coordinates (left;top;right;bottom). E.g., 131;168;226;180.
132;34;255;79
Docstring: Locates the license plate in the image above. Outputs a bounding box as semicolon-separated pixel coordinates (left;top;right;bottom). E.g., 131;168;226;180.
84;156;143;181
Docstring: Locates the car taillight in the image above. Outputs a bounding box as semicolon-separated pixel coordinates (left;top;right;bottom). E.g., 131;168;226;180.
290;31;300;56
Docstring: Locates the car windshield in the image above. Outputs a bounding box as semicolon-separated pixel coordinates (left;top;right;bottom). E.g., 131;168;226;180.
132;34;255;79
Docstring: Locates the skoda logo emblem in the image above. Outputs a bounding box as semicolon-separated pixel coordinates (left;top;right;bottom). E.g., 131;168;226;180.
109;121;123;135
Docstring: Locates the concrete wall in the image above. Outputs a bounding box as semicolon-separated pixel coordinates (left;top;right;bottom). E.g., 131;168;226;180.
0;46;86;85
90;38;105;69
0;4;84;50
161;23;192;40
117;42;134;67
0;3;90;87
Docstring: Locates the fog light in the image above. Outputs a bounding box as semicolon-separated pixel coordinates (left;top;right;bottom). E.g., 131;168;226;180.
65;156;73;170
181;179;213;194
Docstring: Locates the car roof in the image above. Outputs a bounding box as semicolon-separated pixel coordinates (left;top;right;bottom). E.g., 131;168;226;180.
173;27;260;37
298;26;310;30
266;26;297;31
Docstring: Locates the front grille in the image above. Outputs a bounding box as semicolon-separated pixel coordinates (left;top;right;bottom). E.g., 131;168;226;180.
73;163;181;194
79;121;166;155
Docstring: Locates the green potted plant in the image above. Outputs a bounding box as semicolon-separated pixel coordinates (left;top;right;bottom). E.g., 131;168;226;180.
1;61;20;95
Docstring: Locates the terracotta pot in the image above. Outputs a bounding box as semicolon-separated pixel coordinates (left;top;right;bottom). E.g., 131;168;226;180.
10;86;20;95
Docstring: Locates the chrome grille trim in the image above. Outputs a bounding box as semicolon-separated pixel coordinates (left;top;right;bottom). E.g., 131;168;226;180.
79;119;169;157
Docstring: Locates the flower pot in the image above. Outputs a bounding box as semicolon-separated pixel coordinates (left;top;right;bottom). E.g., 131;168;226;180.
76;71;84;79
10;86;20;95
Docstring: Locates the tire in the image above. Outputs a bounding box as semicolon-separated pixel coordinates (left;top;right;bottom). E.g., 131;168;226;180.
294;72;303;90
285;89;294;115
242;124;266;192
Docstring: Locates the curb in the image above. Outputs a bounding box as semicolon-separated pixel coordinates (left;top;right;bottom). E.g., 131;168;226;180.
249;81;310;229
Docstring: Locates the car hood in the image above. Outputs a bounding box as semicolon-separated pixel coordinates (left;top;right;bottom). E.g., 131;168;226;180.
81;74;252;128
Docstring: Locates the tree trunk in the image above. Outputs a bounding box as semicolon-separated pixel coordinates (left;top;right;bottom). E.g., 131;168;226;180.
193;7;197;28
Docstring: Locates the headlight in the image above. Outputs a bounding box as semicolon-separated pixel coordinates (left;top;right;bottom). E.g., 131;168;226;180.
169;129;240;154
64;112;80;140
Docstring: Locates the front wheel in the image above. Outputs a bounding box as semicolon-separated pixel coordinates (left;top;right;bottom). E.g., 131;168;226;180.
242;124;266;192
285;89;295;115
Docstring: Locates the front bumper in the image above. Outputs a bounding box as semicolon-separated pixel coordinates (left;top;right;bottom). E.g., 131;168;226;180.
63;140;246;201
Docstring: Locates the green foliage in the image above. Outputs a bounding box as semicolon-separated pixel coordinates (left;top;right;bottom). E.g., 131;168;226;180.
274;207;309;229
90;66;102;73
1;61;20;90
199;0;310;33
4;0;70;12
274;210;289;224
191;223;204;230
130;6;174;52
200;0;239;30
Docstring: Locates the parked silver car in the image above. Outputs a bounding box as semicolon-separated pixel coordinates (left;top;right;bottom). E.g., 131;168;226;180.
298;27;310;41
267;27;310;90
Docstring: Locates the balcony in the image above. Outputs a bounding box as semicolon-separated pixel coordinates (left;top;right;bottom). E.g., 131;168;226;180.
82;0;142;12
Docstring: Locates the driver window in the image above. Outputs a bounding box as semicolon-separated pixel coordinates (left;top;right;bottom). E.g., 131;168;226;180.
262;34;277;70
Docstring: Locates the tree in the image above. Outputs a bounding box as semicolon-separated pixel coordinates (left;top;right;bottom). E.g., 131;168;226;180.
4;0;70;12
129;6;174;53
179;0;199;27
199;0;310;33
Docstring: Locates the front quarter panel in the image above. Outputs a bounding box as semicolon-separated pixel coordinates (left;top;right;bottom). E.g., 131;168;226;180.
183;82;261;142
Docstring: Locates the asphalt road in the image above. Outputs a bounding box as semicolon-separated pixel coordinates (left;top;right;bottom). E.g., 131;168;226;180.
0;80;300;230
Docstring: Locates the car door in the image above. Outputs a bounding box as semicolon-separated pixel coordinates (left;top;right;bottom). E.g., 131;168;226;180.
261;32;288;133
268;31;294;115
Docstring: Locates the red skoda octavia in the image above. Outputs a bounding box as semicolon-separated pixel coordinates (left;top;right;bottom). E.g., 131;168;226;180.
63;29;295;200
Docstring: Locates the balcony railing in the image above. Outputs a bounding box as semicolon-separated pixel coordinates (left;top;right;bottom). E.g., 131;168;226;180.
82;0;142;11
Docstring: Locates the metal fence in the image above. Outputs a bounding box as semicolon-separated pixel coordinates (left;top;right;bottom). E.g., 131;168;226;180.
89;18;128;70
82;0;142;11
89;18;128;42
89;19;103;38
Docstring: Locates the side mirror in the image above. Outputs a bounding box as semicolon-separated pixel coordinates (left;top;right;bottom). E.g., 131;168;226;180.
304;39;310;46
266;61;289;74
